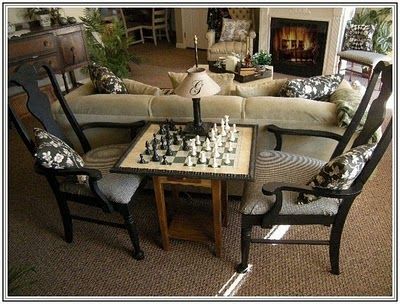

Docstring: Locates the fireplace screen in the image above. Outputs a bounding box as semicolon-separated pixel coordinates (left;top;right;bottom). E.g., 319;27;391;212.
270;18;328;77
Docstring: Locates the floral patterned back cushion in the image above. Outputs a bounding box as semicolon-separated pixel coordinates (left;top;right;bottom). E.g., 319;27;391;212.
88;62;128;94
343;24;375;51
219;18;251;42
34;128;85;169
279;74;344;101
297;143;376;204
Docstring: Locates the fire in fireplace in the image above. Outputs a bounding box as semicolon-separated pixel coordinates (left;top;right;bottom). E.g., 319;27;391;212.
270;17;328;77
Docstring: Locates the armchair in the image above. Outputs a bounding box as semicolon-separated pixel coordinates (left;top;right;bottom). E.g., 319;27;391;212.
9;64;147;260
237;61;392;275
206;8;257;62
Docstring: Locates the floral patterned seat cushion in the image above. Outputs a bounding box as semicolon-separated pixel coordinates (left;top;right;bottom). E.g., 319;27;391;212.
297;143;376;204
219;18;252;42
33;128;84;169
343;24;375;51
279;74;344;101
88;62;128;94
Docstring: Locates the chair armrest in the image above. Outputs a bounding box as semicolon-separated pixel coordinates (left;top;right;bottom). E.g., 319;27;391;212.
262;182;363;199
248;30;256;39
206;30;216;48
267;124;343;151
34;162;102;181
80;120;146;140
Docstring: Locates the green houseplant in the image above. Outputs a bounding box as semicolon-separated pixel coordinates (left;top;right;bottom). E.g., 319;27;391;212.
80;8;140;78
251;50;272;67
351;8;392;55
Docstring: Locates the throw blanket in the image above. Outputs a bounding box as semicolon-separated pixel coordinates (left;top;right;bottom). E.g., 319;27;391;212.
330;88;379;142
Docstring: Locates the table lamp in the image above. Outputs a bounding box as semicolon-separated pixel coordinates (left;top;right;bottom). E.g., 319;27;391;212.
174;35;220;136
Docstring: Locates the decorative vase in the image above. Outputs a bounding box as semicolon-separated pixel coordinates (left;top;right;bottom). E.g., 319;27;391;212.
38;14;52;27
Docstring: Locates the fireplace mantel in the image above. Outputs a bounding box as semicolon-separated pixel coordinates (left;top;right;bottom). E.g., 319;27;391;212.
259;7;355;75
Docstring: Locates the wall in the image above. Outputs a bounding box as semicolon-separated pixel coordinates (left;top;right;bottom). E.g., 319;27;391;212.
8;7;85;24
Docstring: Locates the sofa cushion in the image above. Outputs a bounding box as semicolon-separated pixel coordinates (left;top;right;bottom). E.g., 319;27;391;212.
123;79;161;96
168;71;234;96
279;74;344;101
88;63;128;94
297;143;376;204
34;128;84;169
330;88;364;128
343;24;375;51
236;79;287;97
219;18;251;42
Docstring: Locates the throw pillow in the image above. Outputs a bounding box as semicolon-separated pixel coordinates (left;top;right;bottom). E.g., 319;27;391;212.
34;128;85;169
330;88;364;128
168;71;234;96
343;24;375;51
279;74;344;101
219;18;251;42
297;143;376;204
236;79;287;97
88;63;128;94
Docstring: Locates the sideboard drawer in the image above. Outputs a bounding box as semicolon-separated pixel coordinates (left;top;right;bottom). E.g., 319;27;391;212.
9;33;57;61
9;53;60;75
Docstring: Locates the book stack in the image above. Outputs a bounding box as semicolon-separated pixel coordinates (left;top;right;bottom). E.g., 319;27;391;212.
238;67;257;76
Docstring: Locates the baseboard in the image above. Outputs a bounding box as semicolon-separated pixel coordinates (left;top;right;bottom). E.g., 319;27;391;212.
176;42;186;49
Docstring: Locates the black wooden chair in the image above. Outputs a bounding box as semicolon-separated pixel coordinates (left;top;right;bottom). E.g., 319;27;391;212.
237;61;392;274
9;64;146;260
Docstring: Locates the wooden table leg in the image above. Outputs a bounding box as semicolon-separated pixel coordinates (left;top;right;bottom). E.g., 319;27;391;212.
152;176;170;251
221;180;228;227
211;180;222;257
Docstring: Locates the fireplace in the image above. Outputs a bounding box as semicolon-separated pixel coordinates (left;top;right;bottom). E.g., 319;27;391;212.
270;17;329;77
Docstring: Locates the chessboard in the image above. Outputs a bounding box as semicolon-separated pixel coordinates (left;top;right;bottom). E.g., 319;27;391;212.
114;120;257;180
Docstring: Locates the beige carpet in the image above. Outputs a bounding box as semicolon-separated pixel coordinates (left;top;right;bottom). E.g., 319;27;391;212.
7;40;393;299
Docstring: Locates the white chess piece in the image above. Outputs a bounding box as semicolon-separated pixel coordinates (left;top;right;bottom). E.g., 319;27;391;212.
187;155;193;166
205;138;211;151
223;153;231;165
220;124;226;137
199;151;207;163
228;141;233;152
224;115;230;131
213;123;218;133
220;118;225;132
229;131;235;142
211;155;218;168
210;129;216;142
217;135;223;147
232;123;238;133
195;135;201;145
213;146;220;158
191;144;197;156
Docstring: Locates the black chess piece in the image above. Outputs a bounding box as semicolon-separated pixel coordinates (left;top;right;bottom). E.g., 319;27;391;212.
165;142;173;156
165;129;171;142
178;126;183;136
169;119;177;131
160;136;166;150
173;133;180;145
161;155;170;165
182;138;189;151
152;133;158;144
159;124;166;135
138;154;147;164
151;146;160;162
145;141;151;155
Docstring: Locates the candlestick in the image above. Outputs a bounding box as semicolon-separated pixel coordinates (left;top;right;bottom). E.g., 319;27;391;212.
194;35;199;68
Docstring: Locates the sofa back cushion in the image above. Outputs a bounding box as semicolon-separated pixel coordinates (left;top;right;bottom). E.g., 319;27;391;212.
168;71;234;96
236;79;287;97
88;63;128;94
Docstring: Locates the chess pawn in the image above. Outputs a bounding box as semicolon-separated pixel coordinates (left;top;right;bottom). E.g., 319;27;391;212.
195;135;201;146
213;146;220;158
229;131;235;142
224;115;230;131
216;135;223;147
220;125;227;137
204;138;211;151
213;123;218;133
210;129;216;142
138;153;146;164
191;144;197;156
232;123;238;133
187;155;193;166
228;141;234;152
211;155;218;168
199;151;207;164
223;153;231;165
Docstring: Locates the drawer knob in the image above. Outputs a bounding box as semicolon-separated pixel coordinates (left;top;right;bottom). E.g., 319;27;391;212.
43;40;49;47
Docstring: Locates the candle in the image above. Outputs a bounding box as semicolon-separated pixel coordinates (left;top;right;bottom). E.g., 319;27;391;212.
194;35;198;68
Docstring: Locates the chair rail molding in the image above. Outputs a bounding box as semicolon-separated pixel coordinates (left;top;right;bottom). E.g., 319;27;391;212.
258;7;355;75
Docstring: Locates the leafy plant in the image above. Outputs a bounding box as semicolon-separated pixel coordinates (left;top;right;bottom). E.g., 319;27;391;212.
80;8;140;78
251;50;272;66
351;8;392;54
8;265;36;295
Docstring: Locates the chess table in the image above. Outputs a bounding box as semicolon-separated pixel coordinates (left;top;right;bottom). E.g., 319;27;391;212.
112;121;258;257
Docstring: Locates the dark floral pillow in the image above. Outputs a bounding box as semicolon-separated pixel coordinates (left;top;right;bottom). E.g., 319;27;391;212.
297;143;376;204
34;128;84;169
279;74;344;101
88;62;128;94
343;24;375;51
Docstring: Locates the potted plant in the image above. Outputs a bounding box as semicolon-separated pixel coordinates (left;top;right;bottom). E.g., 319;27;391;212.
26;8;61;27
251;50;272;70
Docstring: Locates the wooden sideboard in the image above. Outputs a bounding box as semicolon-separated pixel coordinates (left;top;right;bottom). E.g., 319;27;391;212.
8;23;89;92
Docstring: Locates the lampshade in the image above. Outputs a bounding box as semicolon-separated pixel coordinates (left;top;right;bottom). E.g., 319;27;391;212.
175;67;220;98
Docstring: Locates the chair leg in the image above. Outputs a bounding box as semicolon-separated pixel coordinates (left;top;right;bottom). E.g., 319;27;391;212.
121;205;144;260
152;29;157;46
55;196;73;243
165;27;170;43
236;222;252;273
329;221;346;275
140;28;144;44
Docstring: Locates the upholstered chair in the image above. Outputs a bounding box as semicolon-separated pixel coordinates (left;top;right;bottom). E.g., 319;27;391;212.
206;8;257;62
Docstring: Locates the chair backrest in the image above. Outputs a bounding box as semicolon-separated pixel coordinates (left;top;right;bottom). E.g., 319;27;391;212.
330;61;392;159
228;8;255;25
8;64;91;156
152;9;168;28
